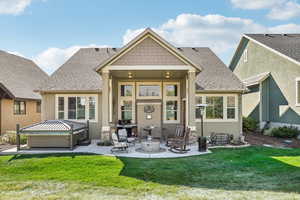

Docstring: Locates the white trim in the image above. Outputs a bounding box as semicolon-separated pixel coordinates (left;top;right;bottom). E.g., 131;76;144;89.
243;34;300;67
243;48;248;63
163;82;181;124
55;94;98;122
195;94;239;122
136;82;162;99
296;77;300;107
259;83;263;123
118;82;136;123
102;65;195;72
109;78;112;123
137;102;162;105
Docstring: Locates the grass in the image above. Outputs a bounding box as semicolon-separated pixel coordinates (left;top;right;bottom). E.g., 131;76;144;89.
0;146;300;199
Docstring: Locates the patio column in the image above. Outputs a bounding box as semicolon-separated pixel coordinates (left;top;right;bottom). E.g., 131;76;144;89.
187;70;197;141
101;71;111;142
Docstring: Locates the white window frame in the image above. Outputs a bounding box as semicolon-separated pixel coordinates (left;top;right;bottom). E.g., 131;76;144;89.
55;94;98;122
136;82;162;99
163;82;180;123
195;94;238;122
296;77;300;106
118;82;136;123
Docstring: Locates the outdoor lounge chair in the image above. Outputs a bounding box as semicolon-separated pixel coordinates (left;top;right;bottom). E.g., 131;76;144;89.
111;132;129;153
166;125;184;146
169;127;191;153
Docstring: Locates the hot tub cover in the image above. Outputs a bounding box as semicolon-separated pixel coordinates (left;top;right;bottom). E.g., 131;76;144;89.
20;120;87;133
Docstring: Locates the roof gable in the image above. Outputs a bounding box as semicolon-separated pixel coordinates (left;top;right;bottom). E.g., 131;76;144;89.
111;37;186;66
96;28;201;72
244;34;300;66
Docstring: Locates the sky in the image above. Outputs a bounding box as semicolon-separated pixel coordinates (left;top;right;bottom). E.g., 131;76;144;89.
1;0;300;74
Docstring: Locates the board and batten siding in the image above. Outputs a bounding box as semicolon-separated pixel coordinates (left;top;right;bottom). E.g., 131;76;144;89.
232;39;300;125
41;93;102;139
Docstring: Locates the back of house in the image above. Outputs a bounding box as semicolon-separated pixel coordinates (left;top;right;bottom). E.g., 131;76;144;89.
229;34;300;129
35;28;245;148
0;50;49;134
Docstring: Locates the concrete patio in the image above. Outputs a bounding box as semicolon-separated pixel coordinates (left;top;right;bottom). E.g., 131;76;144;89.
1;140;212;158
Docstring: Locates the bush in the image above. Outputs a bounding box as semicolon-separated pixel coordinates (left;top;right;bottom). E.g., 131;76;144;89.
0;131;27;145
97;141;112;146
243;117;258;132
270;126;300;138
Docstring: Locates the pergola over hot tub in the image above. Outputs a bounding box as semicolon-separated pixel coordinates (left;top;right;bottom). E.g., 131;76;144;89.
17;120;90;150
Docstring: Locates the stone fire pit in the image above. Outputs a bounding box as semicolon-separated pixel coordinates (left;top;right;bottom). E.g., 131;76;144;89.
136;139;166;153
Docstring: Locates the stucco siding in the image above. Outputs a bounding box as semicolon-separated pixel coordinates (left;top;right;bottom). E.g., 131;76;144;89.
233;39;300;125
1;99;41;134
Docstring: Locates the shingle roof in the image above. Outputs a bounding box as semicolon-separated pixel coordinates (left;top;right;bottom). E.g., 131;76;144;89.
242;72;270;87
245;34;300;64
40;47;245;92
39;48;119;92
180;47;245;91
0;50;48;100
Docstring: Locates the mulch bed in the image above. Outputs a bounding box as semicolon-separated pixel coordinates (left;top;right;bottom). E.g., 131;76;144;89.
0;144;16;152
245;132;300;148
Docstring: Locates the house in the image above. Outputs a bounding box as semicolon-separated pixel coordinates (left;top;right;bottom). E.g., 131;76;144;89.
229;34;300;129
36;28;245;146
0;50;48;134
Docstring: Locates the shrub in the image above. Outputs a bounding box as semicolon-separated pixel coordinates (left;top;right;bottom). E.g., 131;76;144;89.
0;131;27;145
97;141;112;146
270;126;300;138
243;117;258;132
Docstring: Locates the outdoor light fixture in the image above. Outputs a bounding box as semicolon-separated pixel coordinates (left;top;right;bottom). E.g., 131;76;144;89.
165;72;170;79
196;103;207;137
128;72;133;79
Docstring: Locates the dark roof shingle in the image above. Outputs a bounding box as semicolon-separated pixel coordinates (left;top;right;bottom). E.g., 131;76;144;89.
0;50;48;100
40;47;245;92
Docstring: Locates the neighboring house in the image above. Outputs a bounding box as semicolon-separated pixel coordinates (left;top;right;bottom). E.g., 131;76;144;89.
0;50;48;134
229;34;300;129
37;28;245;145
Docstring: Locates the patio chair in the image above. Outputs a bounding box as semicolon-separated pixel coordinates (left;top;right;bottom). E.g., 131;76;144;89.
169;128;191;153
111;132;129;153
166;125;184;146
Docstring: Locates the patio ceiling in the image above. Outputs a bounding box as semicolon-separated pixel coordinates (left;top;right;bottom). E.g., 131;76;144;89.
110;70;188;79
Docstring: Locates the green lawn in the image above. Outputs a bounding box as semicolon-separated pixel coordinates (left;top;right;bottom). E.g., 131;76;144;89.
0;146;300;200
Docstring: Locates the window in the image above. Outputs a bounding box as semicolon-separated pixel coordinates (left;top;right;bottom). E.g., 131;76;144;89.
227;96;236;119
89;97;96;120
58;97;64;119
296;78;300;106
120;85;133;97
163;82;180;123
166;100;178;121
121;100;133;120
195;95;238;121
56;95;97;121
244;49;248;63
137;82;161;99
206;96;223;119
14;101;26;115
119;82;135;122
36;101;41;113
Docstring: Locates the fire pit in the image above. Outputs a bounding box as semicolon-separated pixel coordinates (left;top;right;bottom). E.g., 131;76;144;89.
136;137;166;153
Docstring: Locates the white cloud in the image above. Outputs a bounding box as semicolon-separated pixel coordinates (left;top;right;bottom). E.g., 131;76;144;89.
123;13;300;64
0;0;32;15
33;44;109;74
230;0;284;10
267;1;300;20
230;0;300;20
